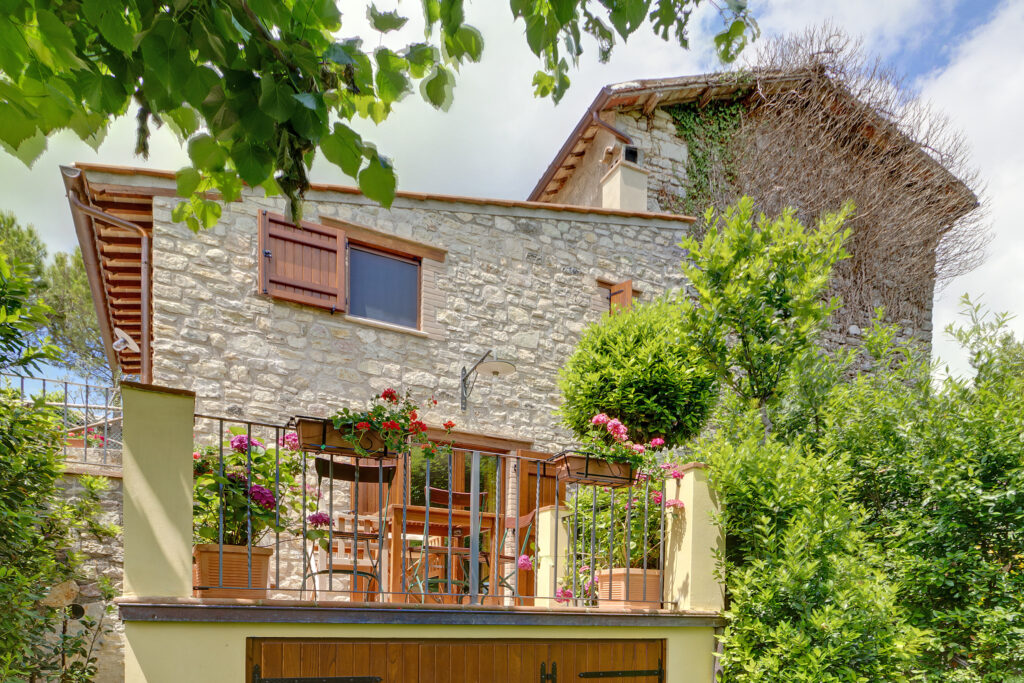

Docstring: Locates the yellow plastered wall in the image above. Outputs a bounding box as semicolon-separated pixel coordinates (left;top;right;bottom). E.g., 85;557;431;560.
122;383;195;598
125;621;716;682
663;465;724;612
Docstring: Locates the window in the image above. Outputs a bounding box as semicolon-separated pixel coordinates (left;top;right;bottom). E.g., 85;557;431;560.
259;212;444;332
348;245;419;329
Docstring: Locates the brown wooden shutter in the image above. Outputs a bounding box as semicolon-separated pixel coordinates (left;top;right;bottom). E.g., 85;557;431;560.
258;211;346;312
609;279;633;313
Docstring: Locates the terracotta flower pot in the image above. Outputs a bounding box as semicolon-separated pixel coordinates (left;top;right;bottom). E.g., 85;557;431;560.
192;544;273;599
295;417;388;457
594;568;662;610
551;451;634;487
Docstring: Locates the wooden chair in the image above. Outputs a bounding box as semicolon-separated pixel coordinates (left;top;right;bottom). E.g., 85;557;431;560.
406;486;490;602
494;509;537;596
306;457;397;601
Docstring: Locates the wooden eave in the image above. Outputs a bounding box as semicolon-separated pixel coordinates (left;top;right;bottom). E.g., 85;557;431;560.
63;165;155;378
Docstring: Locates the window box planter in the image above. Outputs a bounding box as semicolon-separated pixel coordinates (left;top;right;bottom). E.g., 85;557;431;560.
550;450;635;488
594;568;662;610
294;417;388;458
192;543;273;599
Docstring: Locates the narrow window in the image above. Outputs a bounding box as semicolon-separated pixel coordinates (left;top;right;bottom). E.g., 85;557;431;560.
348;245;420;329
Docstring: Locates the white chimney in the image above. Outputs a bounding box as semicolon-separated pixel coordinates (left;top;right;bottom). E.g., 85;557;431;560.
600;146;649;212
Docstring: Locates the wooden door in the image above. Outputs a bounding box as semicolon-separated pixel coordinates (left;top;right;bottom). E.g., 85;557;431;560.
246;638;665;682
513;450;564;602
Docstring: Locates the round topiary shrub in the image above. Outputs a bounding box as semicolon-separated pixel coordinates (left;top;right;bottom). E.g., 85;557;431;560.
558;297;718;447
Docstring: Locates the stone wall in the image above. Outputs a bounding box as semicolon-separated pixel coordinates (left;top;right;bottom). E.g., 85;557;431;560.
545;104;935;351
59;471;124;683
139;179;693;452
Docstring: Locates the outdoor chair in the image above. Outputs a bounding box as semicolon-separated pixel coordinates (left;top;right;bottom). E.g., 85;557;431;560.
405;486;490;602
305;457;397;601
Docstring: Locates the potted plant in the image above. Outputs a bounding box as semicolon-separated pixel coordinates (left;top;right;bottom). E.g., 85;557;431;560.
562;455;687;610
294;388;436;458
191;429;311;598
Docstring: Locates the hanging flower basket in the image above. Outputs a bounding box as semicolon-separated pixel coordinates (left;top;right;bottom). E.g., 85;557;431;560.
550;450;635;488
294;417;388;458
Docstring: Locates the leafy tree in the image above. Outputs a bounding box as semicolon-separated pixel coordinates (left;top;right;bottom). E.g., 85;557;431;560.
680;197;850;429
0;210;47;282
0;212;111;383
0;251;117;681
559;297;718;447
0;0;756;228
45;249;112;385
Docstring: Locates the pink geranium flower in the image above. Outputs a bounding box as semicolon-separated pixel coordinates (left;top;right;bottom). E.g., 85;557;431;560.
651;491;663;505
650;437;665;448
631;443;645;454
517;554;534;571
279;431;300;450
555;587;574;604
591;413;610;425
665;499;685;510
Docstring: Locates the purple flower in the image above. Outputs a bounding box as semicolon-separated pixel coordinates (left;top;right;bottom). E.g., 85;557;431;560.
555;587;574;604
307;511;330;528
230;434;265;453
247;484;276;510
517;554;534;571
226;471;248;485
279;431;300;451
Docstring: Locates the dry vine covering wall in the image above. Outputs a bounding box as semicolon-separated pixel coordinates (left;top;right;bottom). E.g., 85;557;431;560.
668;27;988;334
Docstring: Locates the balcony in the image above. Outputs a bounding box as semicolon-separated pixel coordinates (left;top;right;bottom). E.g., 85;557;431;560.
118;383;722;628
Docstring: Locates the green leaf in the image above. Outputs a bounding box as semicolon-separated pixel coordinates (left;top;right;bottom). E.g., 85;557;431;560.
404;43;437;79
319;124;364;178
439;0;464;35
82;0;136;54
187;134;228;171
445;25;484;62
175;166;202;196
258;77;296;123
232;139;273;186
323;42;354;66
374;49;411;104
35;9;85;69
164;106;200;141
358;152;396;207
367;5;409;32
0;104;37;150
420;66;454;111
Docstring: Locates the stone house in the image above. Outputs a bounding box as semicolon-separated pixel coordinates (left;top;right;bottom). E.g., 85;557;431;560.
56;70;976;683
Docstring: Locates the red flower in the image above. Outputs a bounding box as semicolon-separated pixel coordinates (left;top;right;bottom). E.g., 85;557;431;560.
355;421;371;431
443;420;456;430
380;388;399;403
431;397;438;405
409;420;428;434
382;420;401;430
409;410;418;420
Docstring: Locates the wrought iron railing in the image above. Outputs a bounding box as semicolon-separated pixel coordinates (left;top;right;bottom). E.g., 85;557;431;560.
190;413;671;610
2;372;122;467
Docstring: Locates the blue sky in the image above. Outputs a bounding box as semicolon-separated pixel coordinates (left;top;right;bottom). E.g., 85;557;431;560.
1;0;1021;378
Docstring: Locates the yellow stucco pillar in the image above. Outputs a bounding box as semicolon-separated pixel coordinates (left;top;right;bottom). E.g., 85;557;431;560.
121;382;195;598
663;463;724;612
600;159;650;212
535;504;571;607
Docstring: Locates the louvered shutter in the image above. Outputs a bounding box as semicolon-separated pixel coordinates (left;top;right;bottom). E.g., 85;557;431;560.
258;211;346;312
609;279;633;313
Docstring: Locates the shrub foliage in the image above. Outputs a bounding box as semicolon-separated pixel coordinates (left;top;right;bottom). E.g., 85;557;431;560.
559;297;718;447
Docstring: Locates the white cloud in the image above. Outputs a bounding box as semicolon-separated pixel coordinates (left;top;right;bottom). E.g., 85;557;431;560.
918;0;1024;376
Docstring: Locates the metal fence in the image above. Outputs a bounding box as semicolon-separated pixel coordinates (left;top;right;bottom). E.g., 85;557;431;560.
190;414;669;610
2;372;123;467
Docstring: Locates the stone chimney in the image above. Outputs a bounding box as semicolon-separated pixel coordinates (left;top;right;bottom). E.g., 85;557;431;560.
600;146;649;212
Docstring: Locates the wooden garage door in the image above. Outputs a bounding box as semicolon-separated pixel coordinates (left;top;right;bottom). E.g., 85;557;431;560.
246;638;665;682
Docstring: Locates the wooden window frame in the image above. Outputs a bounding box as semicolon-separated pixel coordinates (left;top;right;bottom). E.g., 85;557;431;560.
346;242;423;330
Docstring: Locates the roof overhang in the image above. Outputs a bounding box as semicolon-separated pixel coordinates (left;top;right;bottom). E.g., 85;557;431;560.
61;165;157;381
